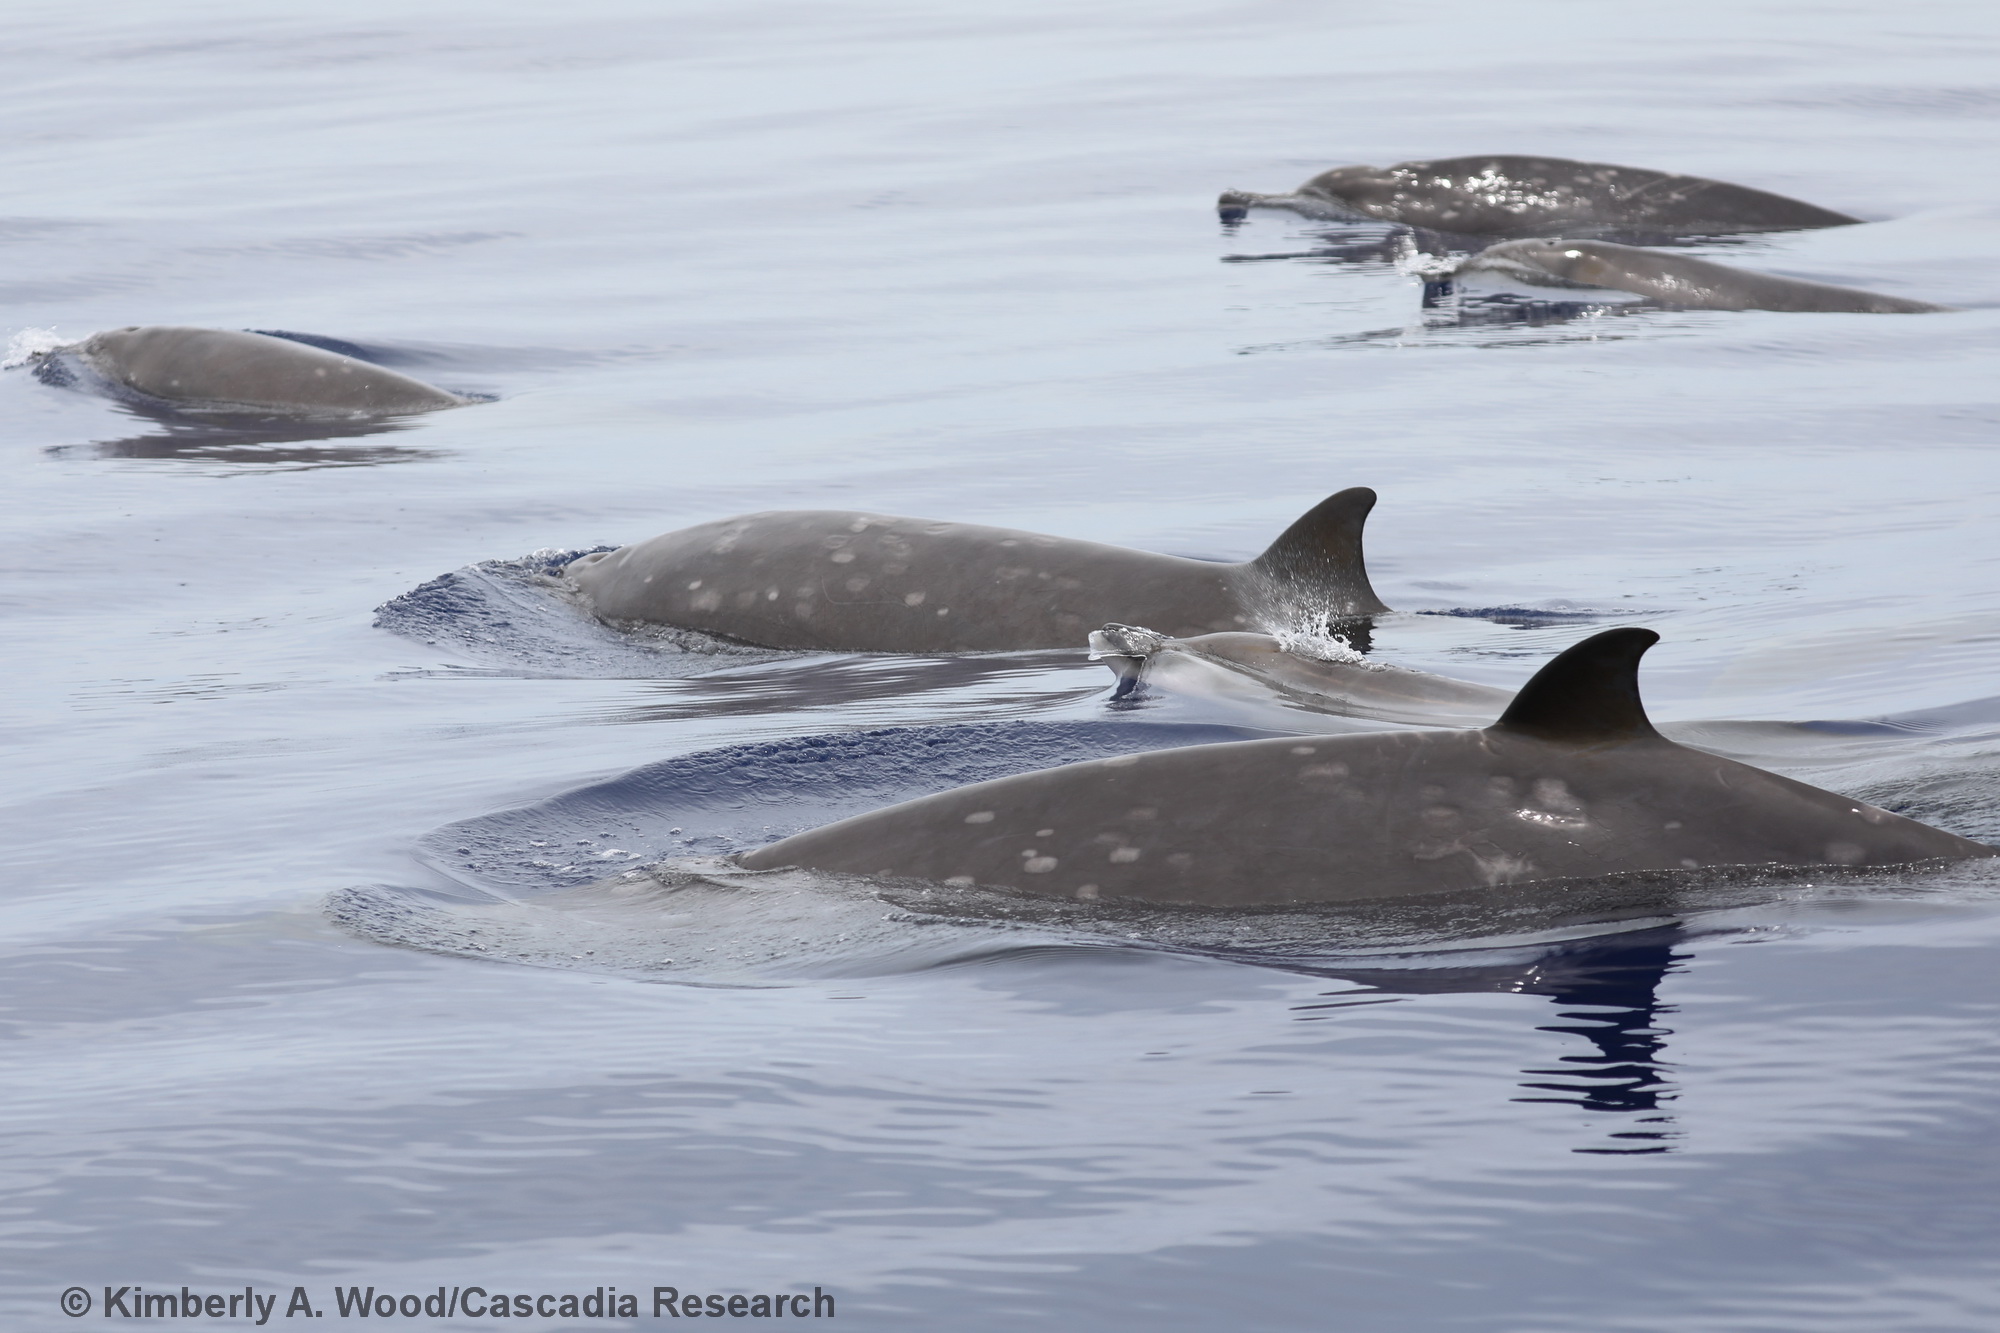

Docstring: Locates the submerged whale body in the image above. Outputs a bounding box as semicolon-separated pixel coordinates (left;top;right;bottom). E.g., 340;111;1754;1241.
1457;238;1949;313
1217;155;1860;235
739;628;1994;906
1092;624;1510;727
565;488;1391;653
70;326;469;415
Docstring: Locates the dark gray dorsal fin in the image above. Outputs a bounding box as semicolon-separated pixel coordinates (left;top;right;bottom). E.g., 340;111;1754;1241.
1492;627;1662;743
1251;487;1389;614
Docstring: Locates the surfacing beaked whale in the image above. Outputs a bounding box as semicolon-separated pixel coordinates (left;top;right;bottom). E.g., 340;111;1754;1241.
72;326;469;415
738;628;1994;907
1090;624;1510;727
1458;239;1949;314
565;489;1390;653
1217;155;1860;235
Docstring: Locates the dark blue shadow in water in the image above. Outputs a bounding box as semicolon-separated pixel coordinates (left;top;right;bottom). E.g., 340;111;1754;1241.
1295;927;1687;1152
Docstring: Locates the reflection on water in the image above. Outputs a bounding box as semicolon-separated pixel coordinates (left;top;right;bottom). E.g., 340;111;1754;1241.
605;649;1101;724
44;408;439;470
1219;221;1415;268
1304;927;1686;1151
1415;605;1620;630
1234;302;1671;353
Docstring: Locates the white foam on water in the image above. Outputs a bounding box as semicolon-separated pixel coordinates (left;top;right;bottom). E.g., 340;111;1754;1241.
3;326;69;369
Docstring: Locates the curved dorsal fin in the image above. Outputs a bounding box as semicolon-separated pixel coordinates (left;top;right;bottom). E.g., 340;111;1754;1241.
1251;487;1390;614
1491;627;1663;744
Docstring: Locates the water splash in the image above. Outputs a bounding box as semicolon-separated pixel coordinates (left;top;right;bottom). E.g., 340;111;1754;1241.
3;327;69;370
1394;233;1461;282
1270;623;1369;664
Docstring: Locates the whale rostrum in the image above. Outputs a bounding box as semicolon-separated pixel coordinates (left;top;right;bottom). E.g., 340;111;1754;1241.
72;326;469;416
1217;155;1860;235
564;488;1390;653
737;629;1994;906
1455;238;1949;314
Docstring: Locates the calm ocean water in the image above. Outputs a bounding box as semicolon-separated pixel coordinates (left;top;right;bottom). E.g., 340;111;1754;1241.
5;1;2000;1329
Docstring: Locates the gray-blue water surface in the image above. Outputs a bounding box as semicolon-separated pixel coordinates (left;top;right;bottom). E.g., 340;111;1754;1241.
5;1;2000;1328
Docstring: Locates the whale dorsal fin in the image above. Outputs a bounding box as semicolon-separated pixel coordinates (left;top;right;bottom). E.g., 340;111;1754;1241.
1251;487;1390;614
1491;627;1663;743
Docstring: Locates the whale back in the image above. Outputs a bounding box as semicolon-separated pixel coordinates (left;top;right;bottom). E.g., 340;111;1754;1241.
568;489;1392;652
77;326;466;416
567;509;1254;652
1466;239;1949;314
1297;156;1860;235
740;625;1994;905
